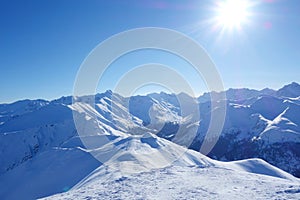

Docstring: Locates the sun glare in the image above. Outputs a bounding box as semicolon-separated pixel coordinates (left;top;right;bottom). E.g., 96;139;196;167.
214;0;252;30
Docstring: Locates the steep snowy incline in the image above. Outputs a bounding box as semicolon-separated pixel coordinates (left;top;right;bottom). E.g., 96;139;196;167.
0;147;100;200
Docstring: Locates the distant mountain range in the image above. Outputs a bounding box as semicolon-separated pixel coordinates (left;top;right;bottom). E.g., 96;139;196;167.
0;82;300;199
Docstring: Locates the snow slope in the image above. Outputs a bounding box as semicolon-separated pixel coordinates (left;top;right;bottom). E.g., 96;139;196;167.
42;165;300;200
41;128;299;200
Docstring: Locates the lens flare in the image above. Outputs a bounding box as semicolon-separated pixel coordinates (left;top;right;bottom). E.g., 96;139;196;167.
214;0;252;31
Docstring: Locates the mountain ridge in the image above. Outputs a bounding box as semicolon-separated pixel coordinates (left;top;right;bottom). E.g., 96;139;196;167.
0;82;300;199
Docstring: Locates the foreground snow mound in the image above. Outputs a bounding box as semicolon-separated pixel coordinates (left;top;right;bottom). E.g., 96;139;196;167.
80;132;214;174
40;131;299;199
42;165;300;200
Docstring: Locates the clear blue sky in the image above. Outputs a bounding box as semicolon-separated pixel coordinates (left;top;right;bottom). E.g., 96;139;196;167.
0;0;299;103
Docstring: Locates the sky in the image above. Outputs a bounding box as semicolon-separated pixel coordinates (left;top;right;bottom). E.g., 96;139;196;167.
0;0;300;103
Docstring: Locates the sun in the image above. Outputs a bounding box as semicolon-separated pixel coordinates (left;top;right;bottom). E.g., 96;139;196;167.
214;0;252;30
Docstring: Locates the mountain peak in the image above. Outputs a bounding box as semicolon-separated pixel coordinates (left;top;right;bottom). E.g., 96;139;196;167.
277;82;300;98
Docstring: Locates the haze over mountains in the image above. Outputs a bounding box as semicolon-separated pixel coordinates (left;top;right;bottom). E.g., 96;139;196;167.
0;82;300;199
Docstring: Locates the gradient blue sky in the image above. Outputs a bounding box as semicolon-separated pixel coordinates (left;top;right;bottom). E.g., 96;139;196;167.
0;0;299;103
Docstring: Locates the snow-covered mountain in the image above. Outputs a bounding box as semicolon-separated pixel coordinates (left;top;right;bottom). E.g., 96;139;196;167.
191;83;300;177
0;83;300;199
277;82;300;98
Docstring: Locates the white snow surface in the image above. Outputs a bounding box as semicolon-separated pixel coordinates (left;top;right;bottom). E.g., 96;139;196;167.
43;164;300;200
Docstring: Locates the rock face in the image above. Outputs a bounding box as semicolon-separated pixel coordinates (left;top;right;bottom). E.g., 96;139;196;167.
0;83;300;199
